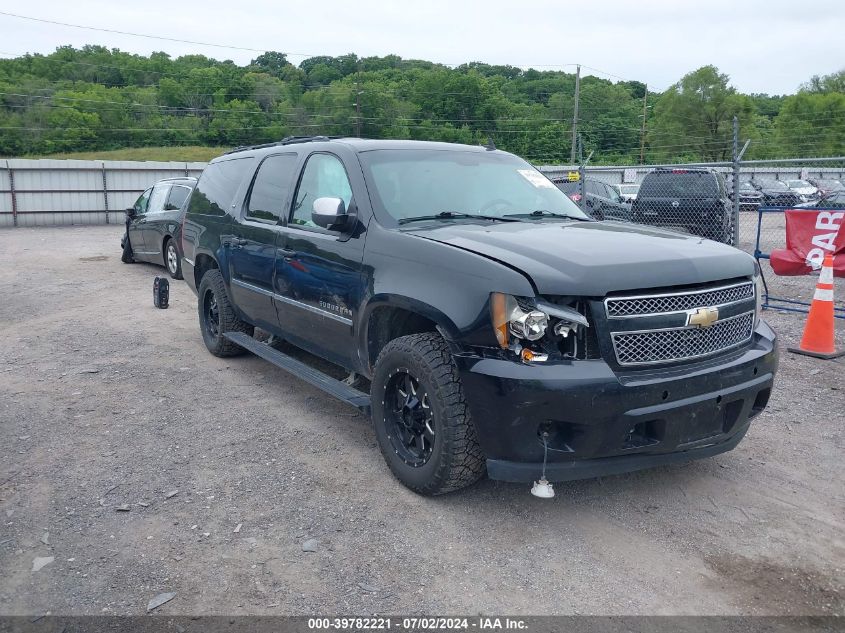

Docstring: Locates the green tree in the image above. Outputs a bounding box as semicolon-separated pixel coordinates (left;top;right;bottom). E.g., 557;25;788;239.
648;66;755;162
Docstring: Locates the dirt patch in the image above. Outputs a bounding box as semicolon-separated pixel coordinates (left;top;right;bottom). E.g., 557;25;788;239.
706;554;844;615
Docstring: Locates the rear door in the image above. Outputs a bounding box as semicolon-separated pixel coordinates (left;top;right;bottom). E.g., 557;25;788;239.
228;153;298;332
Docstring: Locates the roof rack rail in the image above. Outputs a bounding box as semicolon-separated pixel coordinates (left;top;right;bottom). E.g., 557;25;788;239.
224;135;338;155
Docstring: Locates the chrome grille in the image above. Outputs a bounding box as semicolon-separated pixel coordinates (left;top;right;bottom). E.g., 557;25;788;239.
605;281;754;318
611;311;754;366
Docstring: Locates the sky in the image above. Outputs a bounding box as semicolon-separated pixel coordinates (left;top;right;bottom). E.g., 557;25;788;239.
0;0;843;94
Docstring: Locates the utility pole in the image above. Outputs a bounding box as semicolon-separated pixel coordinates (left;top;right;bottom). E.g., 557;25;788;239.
570;64;580;164
639;86;648;164
354;80;361;138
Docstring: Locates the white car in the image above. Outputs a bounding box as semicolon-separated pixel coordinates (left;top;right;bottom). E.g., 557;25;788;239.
615;183;640;203
783;179;819;201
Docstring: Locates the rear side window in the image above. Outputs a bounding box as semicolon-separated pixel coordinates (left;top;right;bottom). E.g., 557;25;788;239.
638;171;718;198
187;157;254;217
246;153;298;224
165;185;192;211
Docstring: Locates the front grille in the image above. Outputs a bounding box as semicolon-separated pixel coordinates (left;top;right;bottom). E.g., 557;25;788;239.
611;311;754;366
605;281;754;318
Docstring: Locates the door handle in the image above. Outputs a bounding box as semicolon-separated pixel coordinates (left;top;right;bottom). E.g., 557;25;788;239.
277;248;296;259
229;237;248;249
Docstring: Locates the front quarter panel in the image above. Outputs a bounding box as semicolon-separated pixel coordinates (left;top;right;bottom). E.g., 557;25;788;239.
359;223;535;348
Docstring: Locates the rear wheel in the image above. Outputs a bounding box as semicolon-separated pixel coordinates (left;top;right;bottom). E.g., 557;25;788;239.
197;269;253;357
371;332;485;495
164;238;183;280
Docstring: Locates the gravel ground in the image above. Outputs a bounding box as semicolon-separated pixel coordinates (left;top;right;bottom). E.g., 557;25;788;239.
0;225;843;617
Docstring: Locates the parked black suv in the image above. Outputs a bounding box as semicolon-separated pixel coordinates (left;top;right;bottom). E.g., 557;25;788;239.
181;138;777;495
631;168;732;241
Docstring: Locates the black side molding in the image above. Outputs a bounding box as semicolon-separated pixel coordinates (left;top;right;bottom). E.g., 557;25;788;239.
223;332;371;414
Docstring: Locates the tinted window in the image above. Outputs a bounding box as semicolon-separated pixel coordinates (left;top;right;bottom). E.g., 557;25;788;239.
291;154;353;228
148;184;170;214
586;181;602;196
187;157;254;217
165;185;192;211
134;188;152;213
247;154;297;224
639;172;718;198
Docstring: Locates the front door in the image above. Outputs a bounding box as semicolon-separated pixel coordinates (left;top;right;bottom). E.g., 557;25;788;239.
127;187;152;253
228;153;298;332
275;152;366;367
137;183;171;256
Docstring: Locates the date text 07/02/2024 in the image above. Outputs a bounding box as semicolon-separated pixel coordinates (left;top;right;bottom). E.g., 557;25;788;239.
307;617;528;630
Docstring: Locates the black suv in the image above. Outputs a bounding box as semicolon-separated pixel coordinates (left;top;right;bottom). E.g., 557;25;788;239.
631;168;732;241
181;138;777;495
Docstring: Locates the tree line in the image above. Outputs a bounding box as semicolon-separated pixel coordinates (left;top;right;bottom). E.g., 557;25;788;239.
0;45;842;163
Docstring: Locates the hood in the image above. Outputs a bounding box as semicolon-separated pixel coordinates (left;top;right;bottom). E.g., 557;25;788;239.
404;220;755;296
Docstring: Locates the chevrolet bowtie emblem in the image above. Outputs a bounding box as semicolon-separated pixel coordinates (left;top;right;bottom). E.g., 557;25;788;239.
687;307;719;328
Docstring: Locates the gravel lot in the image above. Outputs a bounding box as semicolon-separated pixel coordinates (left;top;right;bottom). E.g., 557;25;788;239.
0;225;843;617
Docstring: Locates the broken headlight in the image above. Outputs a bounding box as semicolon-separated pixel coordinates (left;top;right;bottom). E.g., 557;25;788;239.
490;293;589;357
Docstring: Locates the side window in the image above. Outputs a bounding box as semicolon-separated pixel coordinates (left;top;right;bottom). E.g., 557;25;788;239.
147;184;171;215
246;153;298;224
165;185;192;211
290;154;353;228
586;181;601;196
186;157;254;217
134;188;152;214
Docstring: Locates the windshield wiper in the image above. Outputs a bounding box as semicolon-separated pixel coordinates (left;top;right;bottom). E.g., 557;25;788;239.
504;209;592;221
398;211;522;224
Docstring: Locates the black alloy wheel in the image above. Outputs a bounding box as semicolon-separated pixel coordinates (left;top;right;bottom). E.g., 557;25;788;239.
384;370;435;467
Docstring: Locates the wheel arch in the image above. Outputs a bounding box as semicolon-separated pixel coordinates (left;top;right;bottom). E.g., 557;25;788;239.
359;295;462;375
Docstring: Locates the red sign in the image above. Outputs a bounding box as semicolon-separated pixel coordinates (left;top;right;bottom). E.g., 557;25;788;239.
770;209;845;278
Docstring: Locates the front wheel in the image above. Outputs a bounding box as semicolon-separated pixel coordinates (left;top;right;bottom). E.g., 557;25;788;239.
371;332;485;495
121;232;134;264
164;238;183;280
197;269;253;357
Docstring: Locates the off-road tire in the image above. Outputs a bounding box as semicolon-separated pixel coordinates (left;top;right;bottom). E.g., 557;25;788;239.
121;234;134;263
197;268;253;357
164;238;183;280
371;332;485;495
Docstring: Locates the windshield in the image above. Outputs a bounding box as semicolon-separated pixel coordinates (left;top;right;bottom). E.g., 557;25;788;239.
359;149;588;223
787;180;811;187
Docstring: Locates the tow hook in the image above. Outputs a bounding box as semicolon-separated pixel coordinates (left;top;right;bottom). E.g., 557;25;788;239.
530;432;555;499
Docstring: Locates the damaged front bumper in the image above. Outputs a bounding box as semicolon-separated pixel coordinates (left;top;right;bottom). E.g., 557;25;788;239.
453;320;778;483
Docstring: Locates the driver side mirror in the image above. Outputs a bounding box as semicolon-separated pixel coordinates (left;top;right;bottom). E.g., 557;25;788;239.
126;206;136;218
312;197;350;230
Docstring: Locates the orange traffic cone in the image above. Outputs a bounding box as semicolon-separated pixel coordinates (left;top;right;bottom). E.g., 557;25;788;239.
788;254;844;359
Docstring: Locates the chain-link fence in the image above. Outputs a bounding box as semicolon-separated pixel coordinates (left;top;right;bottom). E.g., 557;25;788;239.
538;156;845;316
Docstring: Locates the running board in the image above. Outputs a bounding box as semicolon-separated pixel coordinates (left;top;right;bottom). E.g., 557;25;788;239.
223;332;371;414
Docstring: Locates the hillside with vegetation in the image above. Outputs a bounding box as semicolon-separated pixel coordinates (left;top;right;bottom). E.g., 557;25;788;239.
0;46;842;163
